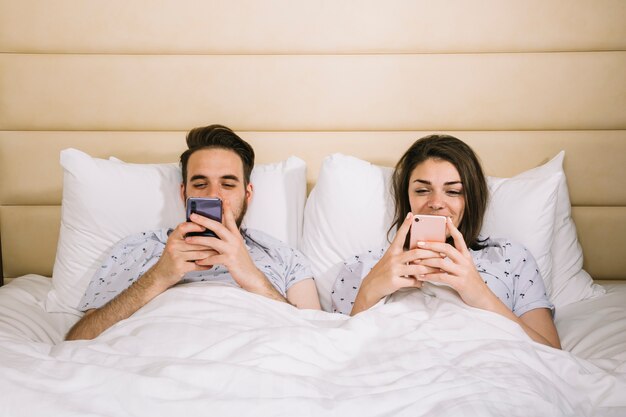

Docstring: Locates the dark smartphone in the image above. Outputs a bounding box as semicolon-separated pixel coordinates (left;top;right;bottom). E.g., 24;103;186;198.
185;197;222;238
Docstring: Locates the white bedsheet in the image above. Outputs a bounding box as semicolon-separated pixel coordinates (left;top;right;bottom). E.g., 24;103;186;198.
556;284;626;373
1;278;625;417
0;275;76;344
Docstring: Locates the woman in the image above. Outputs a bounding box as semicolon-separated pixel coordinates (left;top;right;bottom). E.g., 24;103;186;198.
331;134;561;349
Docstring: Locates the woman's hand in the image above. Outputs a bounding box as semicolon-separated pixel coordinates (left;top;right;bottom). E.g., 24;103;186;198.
417;218;561;348
350;213;440;315
415;217;500;312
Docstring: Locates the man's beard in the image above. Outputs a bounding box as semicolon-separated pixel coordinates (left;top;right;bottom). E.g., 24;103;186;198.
235;198;248;228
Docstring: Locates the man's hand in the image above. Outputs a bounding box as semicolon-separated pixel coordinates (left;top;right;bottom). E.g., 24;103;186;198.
148;221;216;290
185;200;281;298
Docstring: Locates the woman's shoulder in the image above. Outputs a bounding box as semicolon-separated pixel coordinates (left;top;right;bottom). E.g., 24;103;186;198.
344;247;387;264
472;237;532;262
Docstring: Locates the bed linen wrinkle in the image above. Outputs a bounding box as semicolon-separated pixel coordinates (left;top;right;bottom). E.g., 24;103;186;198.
1;279;624;416
0;275;76;344
555;285;626;373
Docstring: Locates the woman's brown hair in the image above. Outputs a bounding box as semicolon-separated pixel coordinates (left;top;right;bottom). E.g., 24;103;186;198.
390;134;488;250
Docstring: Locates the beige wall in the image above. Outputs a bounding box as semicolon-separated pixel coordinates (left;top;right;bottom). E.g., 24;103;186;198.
0;1;625;282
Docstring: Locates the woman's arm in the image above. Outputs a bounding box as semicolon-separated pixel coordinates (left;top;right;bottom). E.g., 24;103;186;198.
416;218;561;349
476;298;560;348
519;308;561;349
471;294;560;348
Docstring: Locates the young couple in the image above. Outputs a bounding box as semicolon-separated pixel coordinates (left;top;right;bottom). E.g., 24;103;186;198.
66;125;560;349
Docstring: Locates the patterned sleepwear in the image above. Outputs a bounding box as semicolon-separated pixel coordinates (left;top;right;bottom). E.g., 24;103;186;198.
331;238;554;316
78;228;312;311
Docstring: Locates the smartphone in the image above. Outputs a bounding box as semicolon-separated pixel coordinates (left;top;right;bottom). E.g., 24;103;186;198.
185;197;222;238
408;214;446;249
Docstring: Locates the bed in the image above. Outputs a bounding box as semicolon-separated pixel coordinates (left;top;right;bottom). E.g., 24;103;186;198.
1;2;625;416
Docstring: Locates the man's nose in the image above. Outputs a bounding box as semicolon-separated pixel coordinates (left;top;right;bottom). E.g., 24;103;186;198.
205;185;221;199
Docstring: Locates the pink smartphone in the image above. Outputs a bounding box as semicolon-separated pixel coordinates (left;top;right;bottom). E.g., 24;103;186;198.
409;214;447;249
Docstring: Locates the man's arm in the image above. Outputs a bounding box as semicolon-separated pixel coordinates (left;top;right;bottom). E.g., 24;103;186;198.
240;266;292;304
187;202;298;306
65;222;215;341
286;278;321;310
65;268;170;340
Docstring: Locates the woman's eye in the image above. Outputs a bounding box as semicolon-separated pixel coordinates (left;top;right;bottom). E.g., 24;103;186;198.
414;189;429;195
447;190;462;196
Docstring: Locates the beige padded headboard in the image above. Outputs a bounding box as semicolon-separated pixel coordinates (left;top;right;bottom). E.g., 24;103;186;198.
1;1;625;285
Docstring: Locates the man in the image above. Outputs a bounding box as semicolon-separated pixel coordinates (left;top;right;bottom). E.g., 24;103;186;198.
66;125;321;340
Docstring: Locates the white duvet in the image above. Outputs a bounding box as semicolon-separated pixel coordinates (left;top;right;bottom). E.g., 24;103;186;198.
1;280;625;417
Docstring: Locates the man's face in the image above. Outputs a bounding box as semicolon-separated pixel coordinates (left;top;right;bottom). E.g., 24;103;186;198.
181;148;252;227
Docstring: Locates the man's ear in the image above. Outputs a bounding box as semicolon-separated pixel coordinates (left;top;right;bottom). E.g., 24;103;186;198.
180;183;186;204
246;183;254;205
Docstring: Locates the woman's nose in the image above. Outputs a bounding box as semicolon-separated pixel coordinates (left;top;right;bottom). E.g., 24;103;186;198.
427;193;445;210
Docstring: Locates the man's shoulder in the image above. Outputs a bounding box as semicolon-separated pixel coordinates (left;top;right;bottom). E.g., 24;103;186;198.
242;228;291;250
242;228;310;262
243;228;313;276
114;228;170;248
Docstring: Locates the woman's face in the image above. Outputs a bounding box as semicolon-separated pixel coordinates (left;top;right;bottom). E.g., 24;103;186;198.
408;158;465;228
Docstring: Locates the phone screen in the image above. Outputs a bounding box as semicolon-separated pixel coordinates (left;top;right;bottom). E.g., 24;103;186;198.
186;197;222;238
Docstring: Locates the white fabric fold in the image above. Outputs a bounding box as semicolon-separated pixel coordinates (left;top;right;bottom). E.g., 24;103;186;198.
1;281;624;417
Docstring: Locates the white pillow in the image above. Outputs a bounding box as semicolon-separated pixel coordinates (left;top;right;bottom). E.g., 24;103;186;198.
245;157;307;249
46;148;306;313
482;174;560;287
496;151;604;308
301;155;394;310
301;153;574;312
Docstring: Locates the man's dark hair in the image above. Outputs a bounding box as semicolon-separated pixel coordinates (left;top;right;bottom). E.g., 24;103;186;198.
180;124;255;186
390;134;488;250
